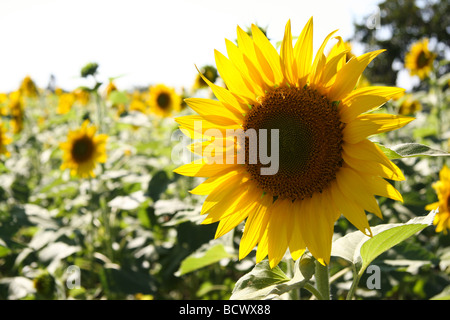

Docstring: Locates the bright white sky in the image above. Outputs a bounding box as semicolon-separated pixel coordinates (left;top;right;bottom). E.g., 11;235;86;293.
0;0;387;93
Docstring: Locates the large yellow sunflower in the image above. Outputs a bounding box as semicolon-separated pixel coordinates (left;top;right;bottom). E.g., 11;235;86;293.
60;120;108;178
426;165;450;234
0;122;12;157
174;18;413;267
405;38;436;80
147;84;181;117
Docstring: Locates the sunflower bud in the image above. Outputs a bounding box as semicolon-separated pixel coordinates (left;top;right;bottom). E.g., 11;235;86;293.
33;272;56;299
81;62;99;78
299;253;315;280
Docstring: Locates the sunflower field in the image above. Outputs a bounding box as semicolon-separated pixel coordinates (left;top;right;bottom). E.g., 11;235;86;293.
1;0;450;303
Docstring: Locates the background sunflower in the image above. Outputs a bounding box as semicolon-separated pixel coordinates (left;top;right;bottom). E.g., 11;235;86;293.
60;120;108;178
426;165;450;234
147;84;182;117
405;38;436;80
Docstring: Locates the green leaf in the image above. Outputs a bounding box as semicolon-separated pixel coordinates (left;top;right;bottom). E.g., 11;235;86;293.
430;285;450;300
0;244;11;258
108;90;130;105
176;242;235;276
378;143;450;159
359;212;435;272
230;258;312;300
332;210;436;272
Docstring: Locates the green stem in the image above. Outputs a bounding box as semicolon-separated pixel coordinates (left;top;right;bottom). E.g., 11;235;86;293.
286;259;299;300
346;264;362;300
314;260;330;300
303;283;323;300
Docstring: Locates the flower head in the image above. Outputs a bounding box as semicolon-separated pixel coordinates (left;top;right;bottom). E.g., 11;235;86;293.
174;18;413;267
60;120;108;178
405;38;436;80
398;94;422;115
19;75;39;98
192;65;219;91
147;84;181;117
57;92;76;114
0;122;12;157
8;91;24;134
426;165;450;234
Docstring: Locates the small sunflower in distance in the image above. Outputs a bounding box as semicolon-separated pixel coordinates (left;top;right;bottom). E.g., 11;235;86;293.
60;120;108;178
426;165;450;234
192;65;219;91
405;38;436;80
174;18;414;267
19;75;39;98
0;122;12;157
147;84;181;117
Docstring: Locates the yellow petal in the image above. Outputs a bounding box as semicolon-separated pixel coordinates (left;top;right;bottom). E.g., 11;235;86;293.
343;113;414;144
225;39;266;97
189;169;243;195
289;199;307;261
328;49;385;101
298;192;334;265
173;158;239;177
175;115;241;140
342;146;405;181
342;139;400;175
357;173;404;202
256;228;269;264
293;17;313;87
184;98;243;124
202;183;262;225
267;199;292;268
326;36;346;70
336;166;382;219
200;174;250;215
239;194;273;260
320;50;348;89
340;86;406;123
309;29;339;87
214;49;256;101
281;19;295;85
251;24;284;85
214;185;264;239
194;65;249;114
330;180;372;236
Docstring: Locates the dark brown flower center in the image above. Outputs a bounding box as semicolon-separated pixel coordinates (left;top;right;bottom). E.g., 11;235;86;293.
242;86;345;200
157;92;171;110
416;50;430;69
71;136;95;163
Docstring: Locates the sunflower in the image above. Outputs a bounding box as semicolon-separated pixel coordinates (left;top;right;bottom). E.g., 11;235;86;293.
0;122;12;157
147;84;181;117
192;65;219;91
19;75;39;98
426;165;450;234
398;94;422;116
73;87;90;106
8;91;24;134
57;92;76;114
405;38;436;80
60;120;108;178
174;18;413;267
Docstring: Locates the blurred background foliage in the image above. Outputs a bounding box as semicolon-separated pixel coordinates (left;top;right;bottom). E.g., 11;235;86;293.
353;0;449;87
0;0;449;300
